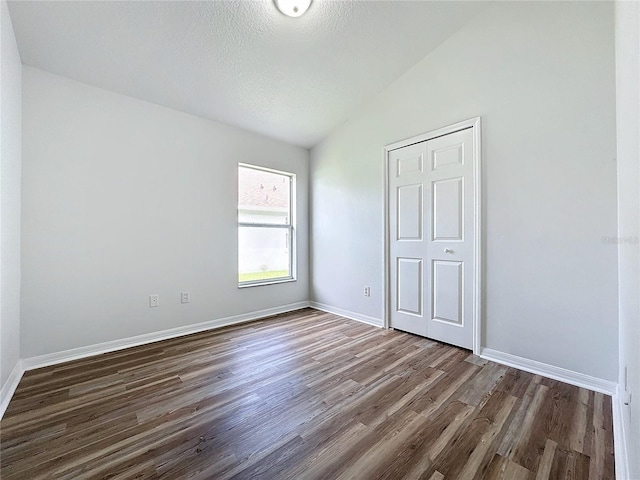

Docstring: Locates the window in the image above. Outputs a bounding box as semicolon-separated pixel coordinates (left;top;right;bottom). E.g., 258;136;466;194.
238;164;295;286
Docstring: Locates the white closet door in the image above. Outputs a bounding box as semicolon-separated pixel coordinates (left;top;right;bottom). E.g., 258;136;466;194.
389;127;475;349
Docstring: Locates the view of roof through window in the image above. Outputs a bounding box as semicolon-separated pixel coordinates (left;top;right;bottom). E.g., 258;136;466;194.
239;167;290;213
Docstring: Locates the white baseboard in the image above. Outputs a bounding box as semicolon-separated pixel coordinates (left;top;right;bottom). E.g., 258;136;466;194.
309;301;383;328
480;348;616;395
0;360;25;420
22;301;310;372
613;386;631;480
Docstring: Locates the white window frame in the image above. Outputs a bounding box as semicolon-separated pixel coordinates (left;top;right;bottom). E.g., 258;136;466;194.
238;163;296;288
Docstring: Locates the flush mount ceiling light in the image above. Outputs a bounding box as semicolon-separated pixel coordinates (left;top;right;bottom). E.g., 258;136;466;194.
274;0;312;17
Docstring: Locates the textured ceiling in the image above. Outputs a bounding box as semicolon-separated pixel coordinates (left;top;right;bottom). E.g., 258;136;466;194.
7;0;487;148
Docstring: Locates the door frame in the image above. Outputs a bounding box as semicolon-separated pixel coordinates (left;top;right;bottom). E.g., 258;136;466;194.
383;117;482;354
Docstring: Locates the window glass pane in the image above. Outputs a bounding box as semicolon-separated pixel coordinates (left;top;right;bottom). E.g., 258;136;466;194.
238;226;291;283
238;167;290;225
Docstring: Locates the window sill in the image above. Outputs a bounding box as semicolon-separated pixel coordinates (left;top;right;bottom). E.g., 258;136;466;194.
238;277;296;289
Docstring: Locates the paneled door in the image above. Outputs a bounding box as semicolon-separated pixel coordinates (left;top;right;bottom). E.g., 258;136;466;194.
387;123;478;350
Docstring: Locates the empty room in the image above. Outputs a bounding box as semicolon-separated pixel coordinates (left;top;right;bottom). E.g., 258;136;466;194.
1;0;639;478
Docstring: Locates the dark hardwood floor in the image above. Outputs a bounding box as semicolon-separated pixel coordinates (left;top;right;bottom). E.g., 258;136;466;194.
0;308;615;479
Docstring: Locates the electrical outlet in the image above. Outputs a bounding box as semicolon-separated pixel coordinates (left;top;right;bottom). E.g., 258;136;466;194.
364;286;371;297
149;294;159;307
181;292;191;304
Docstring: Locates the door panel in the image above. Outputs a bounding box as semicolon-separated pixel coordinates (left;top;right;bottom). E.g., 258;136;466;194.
431;142;464;170
397;154;424;177
432;260;463;325
389;126;475;349
432;177;463;241
397;258;423;316
397;184;423;240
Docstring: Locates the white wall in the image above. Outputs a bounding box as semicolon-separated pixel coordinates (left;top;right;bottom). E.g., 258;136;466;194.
310;2;618;381
615;1;640;477
0;1;22;391
21;67;309;358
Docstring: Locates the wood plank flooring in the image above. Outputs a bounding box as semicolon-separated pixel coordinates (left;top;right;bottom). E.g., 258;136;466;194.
0;308;615;479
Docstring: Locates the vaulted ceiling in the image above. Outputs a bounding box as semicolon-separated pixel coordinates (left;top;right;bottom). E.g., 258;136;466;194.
7;1;488;148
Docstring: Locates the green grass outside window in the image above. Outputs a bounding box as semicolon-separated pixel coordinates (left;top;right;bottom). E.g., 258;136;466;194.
239;270;290;282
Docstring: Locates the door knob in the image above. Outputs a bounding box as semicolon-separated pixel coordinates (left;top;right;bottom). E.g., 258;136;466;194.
444;248;453;254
